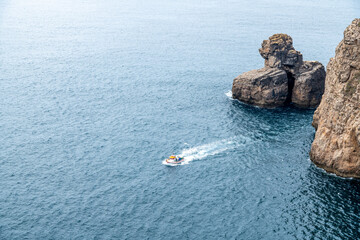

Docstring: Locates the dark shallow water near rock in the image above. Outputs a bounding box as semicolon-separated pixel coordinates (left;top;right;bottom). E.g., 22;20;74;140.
1;0;360;239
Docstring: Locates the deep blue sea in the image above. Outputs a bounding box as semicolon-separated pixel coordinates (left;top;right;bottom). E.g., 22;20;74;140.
1;0;360;239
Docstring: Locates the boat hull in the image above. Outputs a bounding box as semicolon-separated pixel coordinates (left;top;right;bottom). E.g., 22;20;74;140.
163;157;185;166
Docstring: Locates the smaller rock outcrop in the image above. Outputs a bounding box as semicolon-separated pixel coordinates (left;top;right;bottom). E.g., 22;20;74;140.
232;34;325;108
292;61;326;108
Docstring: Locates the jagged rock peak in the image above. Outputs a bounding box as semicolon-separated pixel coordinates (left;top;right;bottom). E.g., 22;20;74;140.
259;33;303;71
310;18;360;178
344;18;360;45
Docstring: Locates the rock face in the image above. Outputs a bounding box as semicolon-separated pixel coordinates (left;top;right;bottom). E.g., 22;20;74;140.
292;61;327;108
232;68;288;108
232;34;325;108
310;19;360;178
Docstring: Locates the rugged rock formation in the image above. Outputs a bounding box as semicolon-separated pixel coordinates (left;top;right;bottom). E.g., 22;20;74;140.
310;19;360;178
232;34;325;108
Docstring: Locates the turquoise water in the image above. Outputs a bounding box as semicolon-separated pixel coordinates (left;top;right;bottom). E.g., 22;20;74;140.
1;0;360;239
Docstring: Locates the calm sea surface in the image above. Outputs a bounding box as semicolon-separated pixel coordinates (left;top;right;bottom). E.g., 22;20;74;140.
1;0;360;239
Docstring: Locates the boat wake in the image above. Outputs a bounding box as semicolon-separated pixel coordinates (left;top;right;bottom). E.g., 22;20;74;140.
162;137;248;166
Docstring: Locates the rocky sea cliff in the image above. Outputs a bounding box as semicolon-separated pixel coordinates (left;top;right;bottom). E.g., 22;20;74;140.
310;18;360;178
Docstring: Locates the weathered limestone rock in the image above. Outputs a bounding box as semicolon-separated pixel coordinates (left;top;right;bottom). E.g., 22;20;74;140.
232;34;325;108
310;19;360;178
232;67;288;108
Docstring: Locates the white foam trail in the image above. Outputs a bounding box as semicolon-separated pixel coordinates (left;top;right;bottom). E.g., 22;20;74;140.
225;90;233;99
162;137;248;166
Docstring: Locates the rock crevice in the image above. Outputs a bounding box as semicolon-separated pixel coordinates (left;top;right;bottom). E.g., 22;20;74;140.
285;72;295;104
232;34;326;108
